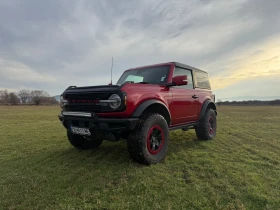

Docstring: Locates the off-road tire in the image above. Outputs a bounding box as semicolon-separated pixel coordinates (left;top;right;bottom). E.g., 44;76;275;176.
67;131;103;150
127;113;169;165
195;108;217;140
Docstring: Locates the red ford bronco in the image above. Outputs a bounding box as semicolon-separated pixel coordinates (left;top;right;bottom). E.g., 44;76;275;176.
58;62;217;164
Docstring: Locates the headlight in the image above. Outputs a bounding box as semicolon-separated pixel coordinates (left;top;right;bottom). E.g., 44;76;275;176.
108;94;121;109
60;95;68;109
60;95;64;108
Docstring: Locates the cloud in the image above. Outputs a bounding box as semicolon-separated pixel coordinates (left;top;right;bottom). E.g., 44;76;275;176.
214;74;280;100
209;34;280;90
0;58;56;83
0;0;279;98
0;58;57;92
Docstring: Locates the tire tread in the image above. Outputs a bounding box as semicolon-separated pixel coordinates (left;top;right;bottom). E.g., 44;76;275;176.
195;108;216;140
127;113;168;165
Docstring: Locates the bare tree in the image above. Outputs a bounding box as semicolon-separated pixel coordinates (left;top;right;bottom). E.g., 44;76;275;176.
0;89;9;104
9;92;20;105
18;89;31;104
48;97;59;105
216;99;222;106
30;90;50;105
0;90;4;104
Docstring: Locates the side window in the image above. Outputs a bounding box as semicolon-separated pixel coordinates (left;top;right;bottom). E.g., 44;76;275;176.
195;71;211;89
173;67;194;89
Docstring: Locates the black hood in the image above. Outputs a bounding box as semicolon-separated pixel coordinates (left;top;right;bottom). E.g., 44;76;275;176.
62;85;121;94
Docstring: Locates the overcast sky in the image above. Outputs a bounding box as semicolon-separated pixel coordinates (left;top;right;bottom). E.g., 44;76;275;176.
0;0;280;100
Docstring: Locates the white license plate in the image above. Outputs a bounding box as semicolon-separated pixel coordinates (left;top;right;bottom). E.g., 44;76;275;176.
70;126;91;136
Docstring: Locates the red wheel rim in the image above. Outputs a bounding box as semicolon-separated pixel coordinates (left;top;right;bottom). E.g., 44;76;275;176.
146;125;164;155
208;116;215;135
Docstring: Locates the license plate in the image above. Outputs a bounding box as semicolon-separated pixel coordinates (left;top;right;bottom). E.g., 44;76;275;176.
70;126;91;136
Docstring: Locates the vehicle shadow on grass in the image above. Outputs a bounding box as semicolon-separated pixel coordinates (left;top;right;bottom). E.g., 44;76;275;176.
20;130;209;174
168;130;208;153
50;132;207;169
57;141;136;165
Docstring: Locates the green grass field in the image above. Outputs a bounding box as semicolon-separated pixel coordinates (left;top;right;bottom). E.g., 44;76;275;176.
0;106;280;210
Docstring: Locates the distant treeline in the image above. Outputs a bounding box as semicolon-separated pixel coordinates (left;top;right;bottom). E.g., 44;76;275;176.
0;89;58;106
216;99;280;106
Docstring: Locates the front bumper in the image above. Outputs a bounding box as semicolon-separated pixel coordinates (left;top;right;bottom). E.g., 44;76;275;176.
58;111;139;133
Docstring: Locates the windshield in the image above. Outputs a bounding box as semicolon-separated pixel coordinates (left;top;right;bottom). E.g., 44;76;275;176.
116;65;170;85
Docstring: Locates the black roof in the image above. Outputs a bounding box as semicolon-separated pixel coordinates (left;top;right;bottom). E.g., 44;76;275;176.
172;62;208;73
128;61;208;74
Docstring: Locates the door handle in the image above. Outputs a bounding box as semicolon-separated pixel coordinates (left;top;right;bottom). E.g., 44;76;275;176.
192;95;199;99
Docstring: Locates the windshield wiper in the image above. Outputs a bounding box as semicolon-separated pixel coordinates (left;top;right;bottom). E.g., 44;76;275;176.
137;82;149;84
122;81;134;85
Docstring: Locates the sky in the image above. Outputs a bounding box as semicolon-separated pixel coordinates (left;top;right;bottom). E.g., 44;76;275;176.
0;0;280;100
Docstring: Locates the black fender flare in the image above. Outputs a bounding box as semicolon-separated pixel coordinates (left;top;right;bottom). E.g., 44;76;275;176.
132;99;171;120
199;100;217;120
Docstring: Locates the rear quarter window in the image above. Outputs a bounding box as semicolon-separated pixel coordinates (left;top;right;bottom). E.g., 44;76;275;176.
195;71;211;89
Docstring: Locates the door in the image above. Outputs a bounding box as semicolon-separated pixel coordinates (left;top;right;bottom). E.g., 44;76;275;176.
170;67;199;124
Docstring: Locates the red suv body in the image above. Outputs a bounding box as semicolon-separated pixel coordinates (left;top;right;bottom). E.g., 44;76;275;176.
58;62;217;164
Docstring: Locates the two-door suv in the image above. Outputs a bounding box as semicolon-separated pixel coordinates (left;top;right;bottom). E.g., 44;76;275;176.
58;62;217;164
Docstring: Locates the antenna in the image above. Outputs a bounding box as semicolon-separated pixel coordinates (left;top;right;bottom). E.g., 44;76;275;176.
110;57;113;84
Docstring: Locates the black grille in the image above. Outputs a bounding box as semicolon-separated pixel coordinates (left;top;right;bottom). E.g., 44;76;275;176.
63;91;121;112
64;92;111;100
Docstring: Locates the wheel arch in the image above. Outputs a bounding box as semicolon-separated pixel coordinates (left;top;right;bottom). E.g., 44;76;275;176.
199;100;217;120
132;99;171;125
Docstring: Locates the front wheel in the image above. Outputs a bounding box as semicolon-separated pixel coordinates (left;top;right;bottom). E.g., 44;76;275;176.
195;108;217;140
67;132;103;150
127;113;169;165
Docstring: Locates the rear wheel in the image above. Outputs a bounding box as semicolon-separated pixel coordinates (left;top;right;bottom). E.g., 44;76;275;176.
67;132;103;150
127;113;169;165
195;108;217;140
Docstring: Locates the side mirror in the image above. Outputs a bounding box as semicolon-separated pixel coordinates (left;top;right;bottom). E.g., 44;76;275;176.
108;83;112;86
172;75;188;86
